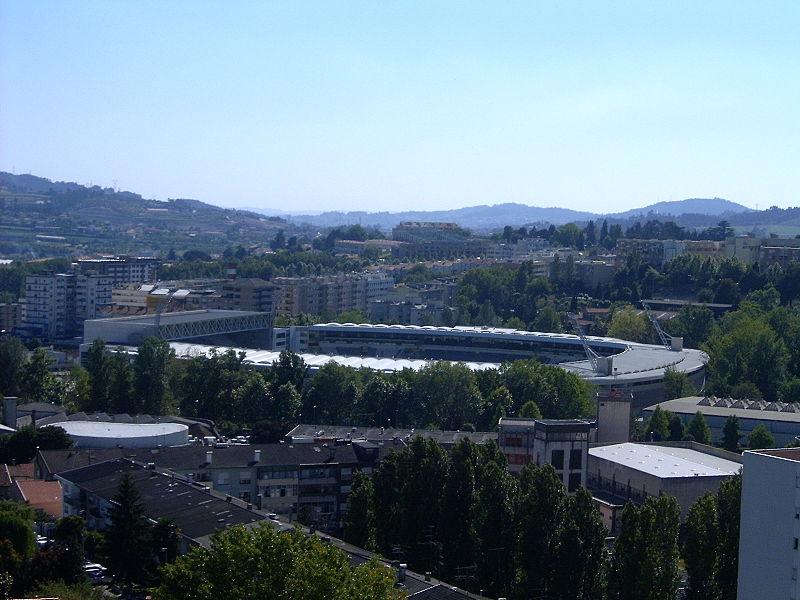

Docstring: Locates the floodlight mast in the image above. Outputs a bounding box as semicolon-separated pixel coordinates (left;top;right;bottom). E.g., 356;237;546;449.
567;313;600;372
641;301;671;349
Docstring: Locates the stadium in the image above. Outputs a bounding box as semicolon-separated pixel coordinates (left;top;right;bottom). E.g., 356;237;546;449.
82;312;707;410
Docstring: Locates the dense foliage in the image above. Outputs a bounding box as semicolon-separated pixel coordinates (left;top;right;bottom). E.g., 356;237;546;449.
154;523;403;600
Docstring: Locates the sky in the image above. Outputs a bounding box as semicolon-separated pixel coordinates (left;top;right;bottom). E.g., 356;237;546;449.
1;1;798;214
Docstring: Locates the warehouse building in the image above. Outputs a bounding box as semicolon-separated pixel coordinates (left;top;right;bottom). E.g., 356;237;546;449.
643;395;800;447
587;442;741;518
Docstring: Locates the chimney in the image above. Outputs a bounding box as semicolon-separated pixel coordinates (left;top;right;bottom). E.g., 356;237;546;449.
206;451;213;464
226;263;237;279
425;572;431;582
2;397;18;429
31;409;37;427
254;449;261;463
398;564;407;584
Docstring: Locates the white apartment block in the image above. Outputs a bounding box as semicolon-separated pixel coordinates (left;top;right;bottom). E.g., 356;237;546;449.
23;272;113;340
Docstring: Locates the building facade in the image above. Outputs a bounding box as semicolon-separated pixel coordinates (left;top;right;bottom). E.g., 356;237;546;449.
498;417;591;491
737;448;800;600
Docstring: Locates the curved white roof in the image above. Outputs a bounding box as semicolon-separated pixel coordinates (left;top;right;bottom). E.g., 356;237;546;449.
58;421;188;438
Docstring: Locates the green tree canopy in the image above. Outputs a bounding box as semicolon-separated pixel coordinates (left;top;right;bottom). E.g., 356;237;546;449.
687;411;712;445
154;524;402;600
747;423;775;450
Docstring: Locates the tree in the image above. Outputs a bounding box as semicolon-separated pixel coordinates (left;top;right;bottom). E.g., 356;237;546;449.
747;423;774;449
518;400;542;419
721;415;741;452
104;351;134;414
344;471;375;551
667;413;685;441
153;524;403;600
151;518;181;569
684;493;719;600
607;496;680;600
17;348;64;405
0;336;27;397
473;448;517;599
703;315;787;400
106;471;153;588
552;487;607;600
644;406;670;441
52;515;88;584
607;309;650;343
32;581;105;600
663;368;695;400
533;305;562;333
269;350;307;392
438;439;478;582
715;474;741;600
515;464;568;597
687;411;712;445
133;336;174;415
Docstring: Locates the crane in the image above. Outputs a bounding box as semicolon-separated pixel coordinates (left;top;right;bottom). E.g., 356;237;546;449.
641;301;671;349
567;313;600;372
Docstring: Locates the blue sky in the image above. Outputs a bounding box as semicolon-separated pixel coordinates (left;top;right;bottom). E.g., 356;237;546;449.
1;1;798;213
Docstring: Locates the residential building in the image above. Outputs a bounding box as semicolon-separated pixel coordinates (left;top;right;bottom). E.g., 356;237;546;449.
737;448;800;600
75;256;160;284
271;273;393;317
39;442;382;531
57;459;264;550
21;272;112;340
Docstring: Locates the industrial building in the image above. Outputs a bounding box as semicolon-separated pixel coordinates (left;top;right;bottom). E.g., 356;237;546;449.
82;308;273;349
642;395;800;447
737;448;800;600
56;421;189;449
498;418;592;490
587;442;741;517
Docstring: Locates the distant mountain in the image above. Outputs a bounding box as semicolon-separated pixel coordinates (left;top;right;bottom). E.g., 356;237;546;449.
283;199;753;232
608;198;751;220
287;203;599;231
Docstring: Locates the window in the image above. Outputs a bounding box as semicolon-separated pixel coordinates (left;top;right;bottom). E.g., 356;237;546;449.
569;449;583;470
551;450;564;470
794;538;798;550
216;473;230;485
568;473;582;493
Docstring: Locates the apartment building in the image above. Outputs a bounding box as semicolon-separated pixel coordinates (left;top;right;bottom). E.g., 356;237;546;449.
272;273;393;317
22;272;113;340
39;442;381;531
75;256;159;284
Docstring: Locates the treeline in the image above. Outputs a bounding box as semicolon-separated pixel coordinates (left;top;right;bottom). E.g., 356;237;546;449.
0;337;593;433
345;437;742;600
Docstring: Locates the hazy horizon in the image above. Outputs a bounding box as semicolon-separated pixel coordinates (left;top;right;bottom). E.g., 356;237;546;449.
2;2;797;213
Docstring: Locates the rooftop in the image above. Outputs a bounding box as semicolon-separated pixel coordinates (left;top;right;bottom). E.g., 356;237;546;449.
85;308;269;326
589;443;741;478
57;459;264;542
168;343;501;373
644;396;800;424
57;421;188;438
